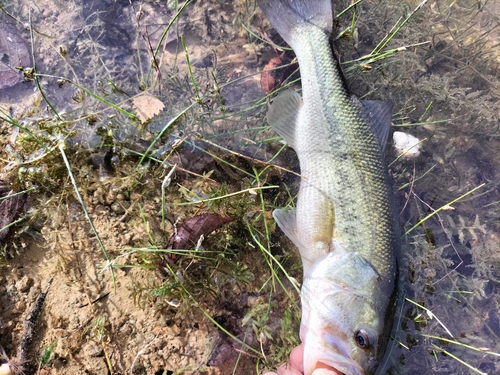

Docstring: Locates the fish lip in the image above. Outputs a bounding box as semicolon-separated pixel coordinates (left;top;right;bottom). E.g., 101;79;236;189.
304;350;366;375
303;333;367;375
302;321;367;375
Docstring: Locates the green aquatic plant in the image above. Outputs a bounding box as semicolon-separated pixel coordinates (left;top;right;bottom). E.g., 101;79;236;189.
444;214;487;245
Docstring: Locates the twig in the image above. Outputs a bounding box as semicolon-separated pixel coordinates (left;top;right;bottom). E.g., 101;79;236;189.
18;278;54;368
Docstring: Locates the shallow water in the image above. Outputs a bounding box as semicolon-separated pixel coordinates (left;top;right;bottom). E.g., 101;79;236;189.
0;0;500;374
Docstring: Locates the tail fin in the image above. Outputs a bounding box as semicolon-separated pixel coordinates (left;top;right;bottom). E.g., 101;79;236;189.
258;0;333;48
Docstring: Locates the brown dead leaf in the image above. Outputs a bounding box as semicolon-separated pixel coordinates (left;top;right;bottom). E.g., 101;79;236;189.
132;94;165;123
0;186;26;243
159;213;235;275
260;52;284;94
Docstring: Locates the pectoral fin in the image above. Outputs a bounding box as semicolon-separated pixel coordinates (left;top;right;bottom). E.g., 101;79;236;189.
266;90;303;148
273;207;303;249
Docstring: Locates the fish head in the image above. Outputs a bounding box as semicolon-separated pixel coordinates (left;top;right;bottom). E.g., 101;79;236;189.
300;250;395;375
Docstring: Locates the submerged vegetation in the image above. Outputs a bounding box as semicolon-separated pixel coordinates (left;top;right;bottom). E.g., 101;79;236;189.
0;0;499;374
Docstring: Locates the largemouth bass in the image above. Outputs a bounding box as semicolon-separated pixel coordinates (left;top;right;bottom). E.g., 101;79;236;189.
258;1;400;374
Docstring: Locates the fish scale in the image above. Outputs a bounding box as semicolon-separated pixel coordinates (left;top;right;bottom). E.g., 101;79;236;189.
259;0;400;374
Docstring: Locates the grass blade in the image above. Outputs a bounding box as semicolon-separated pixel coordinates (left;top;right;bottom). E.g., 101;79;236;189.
58;142;116;290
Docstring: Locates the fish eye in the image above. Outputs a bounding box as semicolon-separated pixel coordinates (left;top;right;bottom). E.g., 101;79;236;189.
354;329;372;349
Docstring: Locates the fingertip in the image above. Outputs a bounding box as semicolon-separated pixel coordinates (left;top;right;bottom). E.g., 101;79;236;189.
276;362;304;375
312;361;343;375
289;343;304;371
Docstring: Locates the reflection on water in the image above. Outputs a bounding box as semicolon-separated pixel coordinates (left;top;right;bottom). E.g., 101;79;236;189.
1;0;500;373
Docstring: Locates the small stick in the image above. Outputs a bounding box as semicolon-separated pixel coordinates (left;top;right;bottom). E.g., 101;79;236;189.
17;278;53;367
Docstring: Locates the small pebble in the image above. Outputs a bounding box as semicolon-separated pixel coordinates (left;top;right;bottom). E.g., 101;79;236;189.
82;341;103;358
15;276;34;293
393;131;420;156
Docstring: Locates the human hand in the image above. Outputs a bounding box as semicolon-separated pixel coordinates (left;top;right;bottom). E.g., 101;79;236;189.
263;344;342;375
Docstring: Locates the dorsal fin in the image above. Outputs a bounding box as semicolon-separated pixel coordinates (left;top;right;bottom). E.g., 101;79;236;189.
356;99;394;151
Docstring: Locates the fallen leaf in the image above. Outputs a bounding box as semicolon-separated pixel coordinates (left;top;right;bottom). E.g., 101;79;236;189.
260;52;284;94
0;186;26;243
159;213;235;275
132;94;165;123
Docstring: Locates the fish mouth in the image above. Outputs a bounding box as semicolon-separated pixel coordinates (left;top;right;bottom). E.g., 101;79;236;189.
302;323;366;375
304;350;365;375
